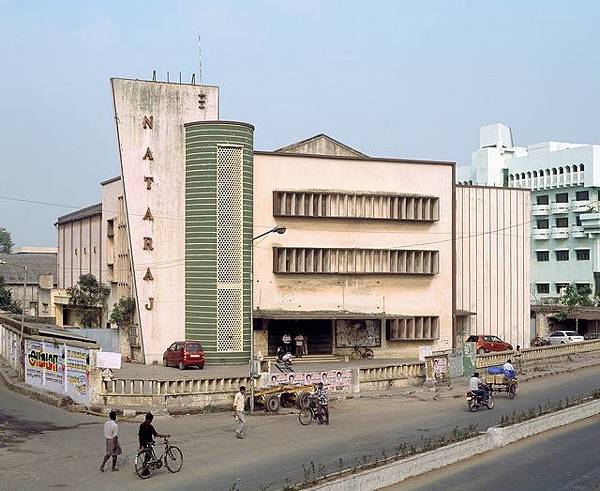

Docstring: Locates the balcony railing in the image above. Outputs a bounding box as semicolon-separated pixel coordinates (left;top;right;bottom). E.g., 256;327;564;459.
532;229;550;240
570;225;587;238
550;202;570;214
531;204;550;216
550;227;569;239
571;200;591;213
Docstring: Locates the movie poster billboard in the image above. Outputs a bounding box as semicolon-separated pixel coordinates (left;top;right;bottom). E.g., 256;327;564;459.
335;319;381;348
65;346;90;404
267;369;352;391
25;340;65;394
24;340;90;405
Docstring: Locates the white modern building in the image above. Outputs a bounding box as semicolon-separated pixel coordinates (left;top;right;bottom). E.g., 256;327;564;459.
461;123;600;306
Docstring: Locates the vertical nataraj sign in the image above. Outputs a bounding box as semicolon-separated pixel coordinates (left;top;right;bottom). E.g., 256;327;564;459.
111;78;219;363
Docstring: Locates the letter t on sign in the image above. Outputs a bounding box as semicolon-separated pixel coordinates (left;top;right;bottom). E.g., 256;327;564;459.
144;176;154;190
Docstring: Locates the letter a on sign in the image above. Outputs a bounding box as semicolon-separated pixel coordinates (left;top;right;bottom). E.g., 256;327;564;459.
142;115;153;129
143;147;154;161
143;268;154;281
143;207;154;221
145;298;154;310
143;237;154;251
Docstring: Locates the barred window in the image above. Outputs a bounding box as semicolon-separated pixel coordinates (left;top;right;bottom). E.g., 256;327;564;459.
273;248;439;275
273;191;439;222
387;316;440;340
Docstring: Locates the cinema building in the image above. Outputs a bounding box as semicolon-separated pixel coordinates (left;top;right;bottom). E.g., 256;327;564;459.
55;77;530;364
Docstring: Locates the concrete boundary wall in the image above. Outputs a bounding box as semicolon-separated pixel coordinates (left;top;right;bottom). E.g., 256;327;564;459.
310;399;600;491
477;339;600;368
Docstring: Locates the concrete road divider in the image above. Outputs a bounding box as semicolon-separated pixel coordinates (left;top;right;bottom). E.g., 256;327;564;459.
309;399;600;490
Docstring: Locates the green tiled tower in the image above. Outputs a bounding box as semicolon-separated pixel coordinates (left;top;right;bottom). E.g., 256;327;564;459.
184;121;254;364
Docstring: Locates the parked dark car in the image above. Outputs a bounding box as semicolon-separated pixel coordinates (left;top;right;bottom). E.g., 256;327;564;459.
163;341;205;370
466;335;513;354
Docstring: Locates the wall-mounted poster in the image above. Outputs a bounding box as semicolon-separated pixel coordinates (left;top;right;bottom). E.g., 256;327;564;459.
266;369;352;391
25;340;65;394
335;319;381;348
65;346;90;405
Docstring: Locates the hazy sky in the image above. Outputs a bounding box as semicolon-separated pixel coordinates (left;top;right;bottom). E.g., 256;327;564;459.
2;0;600;247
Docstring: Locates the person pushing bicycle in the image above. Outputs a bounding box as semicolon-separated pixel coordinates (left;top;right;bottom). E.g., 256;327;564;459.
138;412;170;450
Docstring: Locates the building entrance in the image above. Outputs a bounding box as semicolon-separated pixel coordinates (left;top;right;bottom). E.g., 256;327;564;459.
266;319;332;356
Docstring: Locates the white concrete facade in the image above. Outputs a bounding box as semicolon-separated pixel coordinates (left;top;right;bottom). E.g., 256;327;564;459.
111;79;219;363
463;123;600;307
253;153;455;358
455;185;531;347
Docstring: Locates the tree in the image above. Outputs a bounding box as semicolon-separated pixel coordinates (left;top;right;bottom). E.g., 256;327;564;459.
67;274;110;328
560;283;594;308
109;296;136;327
0;275;21;314
0;228;14;253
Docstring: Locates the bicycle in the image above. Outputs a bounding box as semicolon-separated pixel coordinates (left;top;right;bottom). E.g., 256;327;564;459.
298;395;325;425
351;345;374;360
134;437;184;479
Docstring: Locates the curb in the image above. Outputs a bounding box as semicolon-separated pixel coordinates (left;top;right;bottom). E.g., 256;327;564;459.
0;363;74;408
309;398;600;490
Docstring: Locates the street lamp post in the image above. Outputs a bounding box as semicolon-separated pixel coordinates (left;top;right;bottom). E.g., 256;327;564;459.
0;260;28;380
250;226;286;413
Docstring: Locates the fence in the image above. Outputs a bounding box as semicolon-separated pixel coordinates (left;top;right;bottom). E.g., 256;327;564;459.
102;376;252;410
0;320;102;405
476;339;600;368
0;322;21;371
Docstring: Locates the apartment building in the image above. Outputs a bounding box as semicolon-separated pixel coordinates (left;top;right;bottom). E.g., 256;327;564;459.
462;123;600;303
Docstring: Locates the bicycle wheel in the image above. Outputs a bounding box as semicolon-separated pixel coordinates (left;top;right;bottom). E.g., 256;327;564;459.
350;349;361;361
135;449;154;479
364;348;374;359
165;446;184;473
299;408;313;425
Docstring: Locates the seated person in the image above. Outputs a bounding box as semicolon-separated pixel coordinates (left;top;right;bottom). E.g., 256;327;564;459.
502;359;516;378
469;372;489;400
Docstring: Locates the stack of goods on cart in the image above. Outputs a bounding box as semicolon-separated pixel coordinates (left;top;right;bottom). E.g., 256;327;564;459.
485;366;505;384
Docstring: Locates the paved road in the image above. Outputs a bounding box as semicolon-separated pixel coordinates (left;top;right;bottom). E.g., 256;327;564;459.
1;365;600;490
388;414;600;491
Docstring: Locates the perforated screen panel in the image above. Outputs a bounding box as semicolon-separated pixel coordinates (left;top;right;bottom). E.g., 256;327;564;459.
217;288;243;351
216;145;244;352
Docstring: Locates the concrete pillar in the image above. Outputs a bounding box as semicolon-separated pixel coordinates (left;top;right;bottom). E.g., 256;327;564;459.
535;313;551;338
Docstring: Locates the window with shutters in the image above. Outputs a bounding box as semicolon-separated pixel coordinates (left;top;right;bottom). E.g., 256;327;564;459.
273;248;439;275
273;191;439;222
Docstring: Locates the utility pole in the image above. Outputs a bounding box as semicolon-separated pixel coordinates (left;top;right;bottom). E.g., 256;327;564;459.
250;226;286;414
20;265;27;380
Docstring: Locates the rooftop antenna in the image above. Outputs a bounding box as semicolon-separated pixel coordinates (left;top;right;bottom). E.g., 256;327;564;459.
197;34;203;86
167;71;170;83
191;73;196;85
179;72;182;84
152;70;156;82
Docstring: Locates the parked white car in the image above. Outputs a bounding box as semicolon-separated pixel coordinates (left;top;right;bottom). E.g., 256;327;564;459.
547;330;585;345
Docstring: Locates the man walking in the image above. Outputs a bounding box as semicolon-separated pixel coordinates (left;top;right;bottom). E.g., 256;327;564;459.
100;410;121;472
233;386;247;439
294;333;304;358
